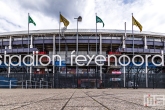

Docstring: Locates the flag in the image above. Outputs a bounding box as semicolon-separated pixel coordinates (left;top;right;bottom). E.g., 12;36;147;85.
96;16;104;27
60;14;69;27
28;16;36;26
132;16;142;32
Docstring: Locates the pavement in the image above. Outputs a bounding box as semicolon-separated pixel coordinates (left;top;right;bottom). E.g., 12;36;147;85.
0;89;165;110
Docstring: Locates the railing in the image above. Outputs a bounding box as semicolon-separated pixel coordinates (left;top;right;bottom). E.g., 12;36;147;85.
0;80;50;89
0;80;17;89
24;80;49;89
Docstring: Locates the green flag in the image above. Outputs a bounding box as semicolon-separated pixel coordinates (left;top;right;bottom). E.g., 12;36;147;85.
29;16;36;26
96;16;104;27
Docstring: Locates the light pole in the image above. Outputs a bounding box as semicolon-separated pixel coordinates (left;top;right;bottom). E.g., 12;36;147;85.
74;16;82;88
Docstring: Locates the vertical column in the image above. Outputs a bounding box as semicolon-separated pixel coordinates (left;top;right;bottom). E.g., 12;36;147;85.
30;66;32;82
87;36;89;87
53;34;55;88
76;20;78;88
123;54;126;87
8;69;10;79
1;39;3;53
163;38;165;50
122;35;126;48
5;51;10;77
9;36;12;49
161;49;164;63
30;35;33;48
123;22;126;87
100;34;102;86
29;51;34;82
144;36;147;49
145;65;148;88
145;54;148;88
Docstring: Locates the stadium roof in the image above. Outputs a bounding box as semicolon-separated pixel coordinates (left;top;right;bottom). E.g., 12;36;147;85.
0;29;165;37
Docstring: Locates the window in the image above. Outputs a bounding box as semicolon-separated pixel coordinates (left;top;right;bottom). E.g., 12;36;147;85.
3;38;9;41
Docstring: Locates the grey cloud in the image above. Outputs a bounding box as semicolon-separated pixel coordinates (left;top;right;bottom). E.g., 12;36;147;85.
0;18;22;28
0;26;9;32
123;0;137;4
15;0;87;21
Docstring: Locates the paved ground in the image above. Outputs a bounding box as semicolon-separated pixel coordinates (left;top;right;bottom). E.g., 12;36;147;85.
0;89;165;110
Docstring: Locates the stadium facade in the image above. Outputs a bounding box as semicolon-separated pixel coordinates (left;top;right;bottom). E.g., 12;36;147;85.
0;29;165;88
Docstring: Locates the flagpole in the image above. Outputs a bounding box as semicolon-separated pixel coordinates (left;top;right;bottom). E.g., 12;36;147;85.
28;13;29;55
132;13;134;56
58;12;61;88
95;13;98;88
53;34;55;88
124;22;126;88
28;13;30;81
99;34;102;88
132;13;136;89
59;12;61;55
96;13;97;54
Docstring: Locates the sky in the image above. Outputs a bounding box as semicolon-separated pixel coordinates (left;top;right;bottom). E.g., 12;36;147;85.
0;0;165;33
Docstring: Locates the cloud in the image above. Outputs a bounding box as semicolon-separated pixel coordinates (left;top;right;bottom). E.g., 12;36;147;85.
0;0;165;33
17;0;87;20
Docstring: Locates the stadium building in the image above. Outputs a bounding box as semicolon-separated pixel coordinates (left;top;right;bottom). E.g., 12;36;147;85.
0;29;165;88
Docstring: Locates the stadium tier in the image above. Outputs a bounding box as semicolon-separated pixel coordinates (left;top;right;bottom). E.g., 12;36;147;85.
0;29;165;88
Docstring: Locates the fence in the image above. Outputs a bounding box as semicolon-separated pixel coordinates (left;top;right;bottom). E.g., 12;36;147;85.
0;80;50;89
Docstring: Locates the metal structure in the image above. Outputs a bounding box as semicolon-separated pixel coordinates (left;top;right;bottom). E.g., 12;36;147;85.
0;29;165;88
74;16;82;88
